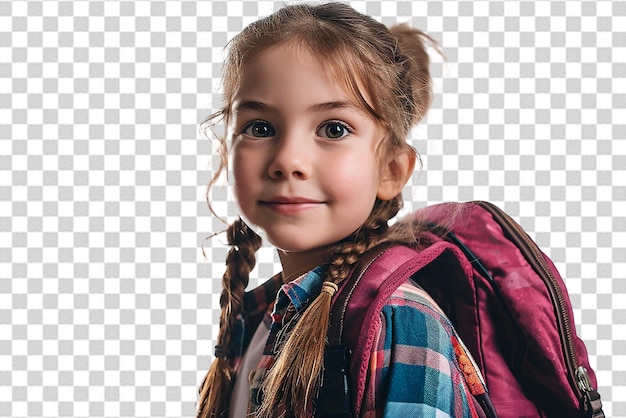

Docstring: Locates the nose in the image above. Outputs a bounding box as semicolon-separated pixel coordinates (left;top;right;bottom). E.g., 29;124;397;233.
267;134;311;180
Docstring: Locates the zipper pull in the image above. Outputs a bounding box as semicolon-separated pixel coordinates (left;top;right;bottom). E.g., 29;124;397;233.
576;366;592;393
577;366;605;418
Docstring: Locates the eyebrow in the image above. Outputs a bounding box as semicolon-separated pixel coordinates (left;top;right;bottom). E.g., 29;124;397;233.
234;100;270;113
234;100;357;114
308;101;355;113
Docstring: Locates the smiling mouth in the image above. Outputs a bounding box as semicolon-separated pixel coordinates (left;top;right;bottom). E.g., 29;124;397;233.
259;198;324;214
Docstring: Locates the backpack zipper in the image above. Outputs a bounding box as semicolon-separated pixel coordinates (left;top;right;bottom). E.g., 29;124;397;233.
477;201;587;404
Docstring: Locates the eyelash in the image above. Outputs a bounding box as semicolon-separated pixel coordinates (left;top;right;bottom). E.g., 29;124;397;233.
317;120;352;139
239;120;275;137
238;119;353;139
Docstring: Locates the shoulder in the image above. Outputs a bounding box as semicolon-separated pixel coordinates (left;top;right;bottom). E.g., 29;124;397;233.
365;277;478;417
381;277;457;349
387;276;446;314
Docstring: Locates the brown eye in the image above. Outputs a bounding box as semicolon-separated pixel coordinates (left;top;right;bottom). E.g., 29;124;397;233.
317;121;350;139
242;121;275;138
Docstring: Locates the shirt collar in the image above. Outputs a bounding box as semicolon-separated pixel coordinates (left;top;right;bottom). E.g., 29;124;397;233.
278;265;328;312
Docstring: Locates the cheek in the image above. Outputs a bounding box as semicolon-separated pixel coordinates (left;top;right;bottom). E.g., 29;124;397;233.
232;149;254;201
327;152;380;192
232;150;243;184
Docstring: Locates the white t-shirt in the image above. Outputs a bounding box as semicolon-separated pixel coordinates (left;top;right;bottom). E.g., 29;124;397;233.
228;320;270;418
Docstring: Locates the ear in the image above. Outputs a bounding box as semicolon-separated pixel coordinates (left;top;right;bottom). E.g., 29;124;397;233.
377;149;416;201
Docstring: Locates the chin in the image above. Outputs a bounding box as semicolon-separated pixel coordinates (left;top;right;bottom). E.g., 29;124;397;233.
268;239;318;253
265;234;328;254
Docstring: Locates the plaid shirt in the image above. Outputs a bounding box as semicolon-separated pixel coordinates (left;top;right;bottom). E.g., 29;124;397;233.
229;265;482;417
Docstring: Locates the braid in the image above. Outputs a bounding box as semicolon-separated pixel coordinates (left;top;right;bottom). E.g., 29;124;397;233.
327;197;402;282
258;196;403;417
197;219;262;418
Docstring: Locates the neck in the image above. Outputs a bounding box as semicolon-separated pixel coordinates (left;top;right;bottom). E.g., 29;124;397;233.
278;245;335;283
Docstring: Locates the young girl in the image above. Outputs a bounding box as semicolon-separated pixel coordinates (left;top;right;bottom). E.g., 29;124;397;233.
199;3;484;417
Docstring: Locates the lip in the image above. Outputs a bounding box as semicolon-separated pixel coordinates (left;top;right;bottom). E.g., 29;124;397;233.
259;196;324;214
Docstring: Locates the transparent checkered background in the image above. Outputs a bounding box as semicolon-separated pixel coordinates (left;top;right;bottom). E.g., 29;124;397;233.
1;0;624;416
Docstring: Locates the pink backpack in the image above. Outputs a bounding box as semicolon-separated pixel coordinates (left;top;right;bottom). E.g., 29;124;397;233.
319;201;604;418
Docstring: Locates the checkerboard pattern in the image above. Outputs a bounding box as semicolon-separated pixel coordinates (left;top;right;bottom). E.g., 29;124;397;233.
1;0;624;416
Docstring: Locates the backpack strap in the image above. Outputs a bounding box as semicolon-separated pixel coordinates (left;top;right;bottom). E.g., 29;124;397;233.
324;241;493;418
327;241;395;347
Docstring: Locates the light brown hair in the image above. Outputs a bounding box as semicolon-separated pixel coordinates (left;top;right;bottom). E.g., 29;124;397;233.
199;3;439;417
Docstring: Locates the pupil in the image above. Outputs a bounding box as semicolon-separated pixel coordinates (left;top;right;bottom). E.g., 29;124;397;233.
253;123;269;136
327;124;343;138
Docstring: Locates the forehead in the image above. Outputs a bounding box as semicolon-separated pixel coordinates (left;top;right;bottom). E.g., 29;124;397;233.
234;42;375;116
235;45;344;104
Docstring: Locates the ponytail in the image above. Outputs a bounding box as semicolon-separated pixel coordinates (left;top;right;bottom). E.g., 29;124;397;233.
197;218;262;418
389;24;440;127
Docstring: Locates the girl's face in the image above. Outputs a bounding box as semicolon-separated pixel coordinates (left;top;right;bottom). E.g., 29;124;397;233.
230;44;388;259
